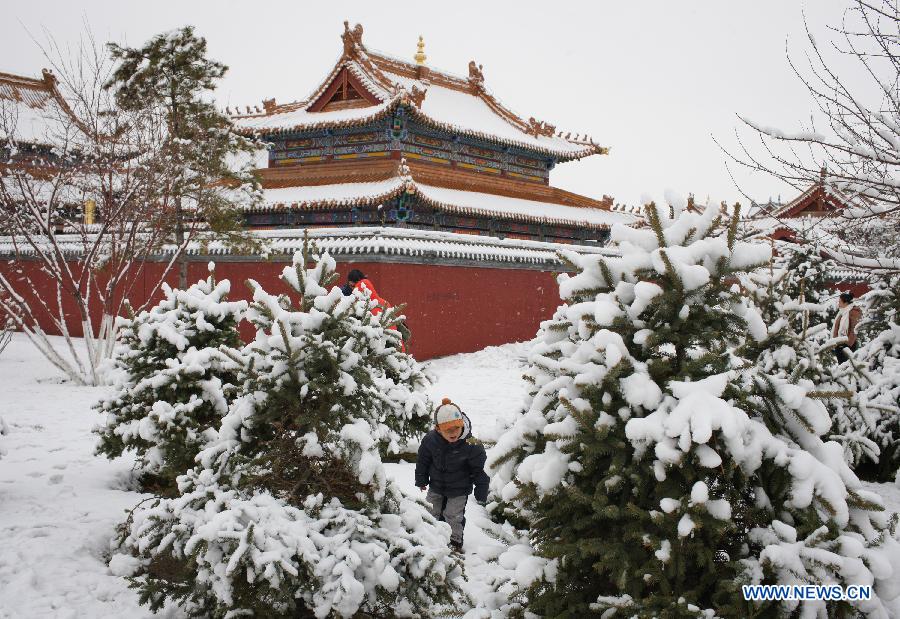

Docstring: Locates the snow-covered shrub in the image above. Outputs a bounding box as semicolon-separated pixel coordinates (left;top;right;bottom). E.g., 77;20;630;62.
838;276;900;482
112;245;460;617
738;251;879;468
859;275;900;344
94;265;247;490
750;240;837;330
487;202;900;617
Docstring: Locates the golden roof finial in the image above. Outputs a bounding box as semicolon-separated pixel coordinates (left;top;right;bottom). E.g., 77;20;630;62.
414;35;427;66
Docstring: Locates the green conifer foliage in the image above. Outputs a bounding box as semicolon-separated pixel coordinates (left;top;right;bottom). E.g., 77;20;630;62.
758;242;837;327
105;27;263;288
111;244;461;618
737;245;880;469
839;276;900;481
859;276;900;344
94;265;246;491
488;203;899;617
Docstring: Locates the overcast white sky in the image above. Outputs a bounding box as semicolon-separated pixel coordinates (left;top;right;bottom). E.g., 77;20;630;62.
2;0;852;207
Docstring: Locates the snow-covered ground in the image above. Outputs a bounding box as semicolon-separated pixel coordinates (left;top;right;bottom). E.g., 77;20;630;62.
3;333;900;618
425;340;532;444
0;334;530;618
0;335;150;618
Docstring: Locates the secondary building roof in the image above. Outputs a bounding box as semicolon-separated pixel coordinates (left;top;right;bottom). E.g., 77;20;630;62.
0;69;75;146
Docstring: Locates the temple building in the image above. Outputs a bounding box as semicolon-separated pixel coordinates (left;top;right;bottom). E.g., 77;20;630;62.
742;173;879;295
230;22;632;245
0;27;635;359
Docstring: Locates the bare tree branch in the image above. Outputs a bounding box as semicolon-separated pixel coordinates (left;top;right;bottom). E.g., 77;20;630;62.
0;32;186;384
721;0;900;269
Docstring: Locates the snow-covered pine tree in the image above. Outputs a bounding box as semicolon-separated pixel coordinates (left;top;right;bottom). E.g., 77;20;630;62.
94;264;247;491
488;201;899;617
842;275;900;481
111;243;460;618
737;245;880;469
764;240;837;329
740;242;836;384
859;275;900;343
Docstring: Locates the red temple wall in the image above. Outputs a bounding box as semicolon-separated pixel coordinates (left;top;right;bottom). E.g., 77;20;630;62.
832;281;870;299
0;258;562;360
3;257;870;362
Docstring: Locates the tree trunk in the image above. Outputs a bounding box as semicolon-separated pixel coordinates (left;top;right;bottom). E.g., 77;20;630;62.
175;196;187;290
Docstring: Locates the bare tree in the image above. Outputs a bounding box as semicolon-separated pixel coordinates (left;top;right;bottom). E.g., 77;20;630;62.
0;319;11;357
0;34;187;384
725;0;900;270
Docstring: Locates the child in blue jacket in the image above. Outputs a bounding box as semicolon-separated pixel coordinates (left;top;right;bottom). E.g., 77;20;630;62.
415;398;489;552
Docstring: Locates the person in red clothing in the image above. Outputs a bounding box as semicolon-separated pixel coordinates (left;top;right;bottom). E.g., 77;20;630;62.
352;274;389;316
342;269;410;348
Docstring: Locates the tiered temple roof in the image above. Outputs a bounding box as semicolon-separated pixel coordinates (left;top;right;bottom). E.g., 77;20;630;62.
232;23;605;161
251;161;633;229
230;22;629;243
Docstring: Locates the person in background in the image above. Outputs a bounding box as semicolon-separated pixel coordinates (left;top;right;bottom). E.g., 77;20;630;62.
341;269;411;348
415;398;489;552
341;269;366;296
833;291;862;363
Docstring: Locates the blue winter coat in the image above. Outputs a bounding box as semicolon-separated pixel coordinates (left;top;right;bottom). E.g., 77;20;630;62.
415;427;489;502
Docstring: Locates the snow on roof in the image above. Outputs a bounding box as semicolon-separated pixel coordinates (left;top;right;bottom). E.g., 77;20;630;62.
414;183;634;228
230;23;606;161
252;174;633;229
258;226;617;265
233;90;397;133
0;70;74;146
0;226;618;267
381;71;591;157
262;178;406;209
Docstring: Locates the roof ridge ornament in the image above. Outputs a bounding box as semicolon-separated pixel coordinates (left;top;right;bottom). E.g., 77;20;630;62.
399;84;427;109
467;61;484;85
41;68;57;87
414;35;427;66
527;117;556;138
342;21;365;57
467;60;485;94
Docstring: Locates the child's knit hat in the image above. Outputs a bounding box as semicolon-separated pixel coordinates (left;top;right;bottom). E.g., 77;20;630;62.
435;398;464;430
